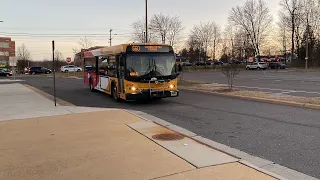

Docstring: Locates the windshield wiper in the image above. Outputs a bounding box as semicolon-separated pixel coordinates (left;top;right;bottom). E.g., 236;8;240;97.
140;58;156;79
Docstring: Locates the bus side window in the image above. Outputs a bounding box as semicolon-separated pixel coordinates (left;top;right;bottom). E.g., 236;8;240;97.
106;55;118;78
99;57;108;76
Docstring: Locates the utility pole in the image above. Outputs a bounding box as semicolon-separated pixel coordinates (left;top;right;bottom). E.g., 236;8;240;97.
145;0;148;43
109;29;113;47
52;41;57;107
306;23;309;69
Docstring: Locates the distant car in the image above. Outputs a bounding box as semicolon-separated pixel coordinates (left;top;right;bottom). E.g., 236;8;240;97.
195;61;206;66
246;62;268;70
181;62;192;66
28;67;51;75
61;65;82;72
268;62;286;69
0;70;12;77
213;61;224;65
205;61;212;66
44;68;52;73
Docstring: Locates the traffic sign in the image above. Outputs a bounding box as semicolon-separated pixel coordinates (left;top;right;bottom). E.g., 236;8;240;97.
9;57;17;67
66;57;72;63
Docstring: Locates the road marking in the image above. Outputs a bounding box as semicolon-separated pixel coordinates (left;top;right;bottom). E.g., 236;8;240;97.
234;85;320;95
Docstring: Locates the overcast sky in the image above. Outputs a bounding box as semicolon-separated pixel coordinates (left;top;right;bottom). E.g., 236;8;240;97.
0;0;280;60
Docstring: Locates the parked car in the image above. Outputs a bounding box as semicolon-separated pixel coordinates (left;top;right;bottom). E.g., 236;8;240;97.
195;61;206;66
181;62;192;66
0;69;12;77
213;61;224;65
268;62;286;69
28;67;51;75
60;65;82;72
246;62;268;70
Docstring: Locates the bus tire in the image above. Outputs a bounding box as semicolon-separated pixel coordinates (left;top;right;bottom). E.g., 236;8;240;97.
111;83;120;102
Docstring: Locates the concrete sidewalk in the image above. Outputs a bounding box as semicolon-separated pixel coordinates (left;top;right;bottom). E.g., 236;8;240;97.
0;83;278;180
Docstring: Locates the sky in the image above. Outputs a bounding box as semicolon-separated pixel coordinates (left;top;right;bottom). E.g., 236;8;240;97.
0;0;281;60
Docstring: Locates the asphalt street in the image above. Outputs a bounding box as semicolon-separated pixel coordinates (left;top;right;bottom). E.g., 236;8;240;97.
10;76;320;178
182;70;320;97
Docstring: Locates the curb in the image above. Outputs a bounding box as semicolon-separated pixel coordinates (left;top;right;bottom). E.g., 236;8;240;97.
23;84;75;106
125;109;319;180
180;87;320;110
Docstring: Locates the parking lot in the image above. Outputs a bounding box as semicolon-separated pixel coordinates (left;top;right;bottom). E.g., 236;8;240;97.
182;69;320;97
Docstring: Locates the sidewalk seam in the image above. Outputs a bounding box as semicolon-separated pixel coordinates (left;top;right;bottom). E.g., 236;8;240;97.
149;169;195;180
125;124;198;169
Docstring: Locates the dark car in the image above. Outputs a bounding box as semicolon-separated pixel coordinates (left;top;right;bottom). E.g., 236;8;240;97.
195;61;206;66
181;62;192;66
0;70;12;77
213;61;224;65
44;68;52;74
268;62;286;69
29;67;51;75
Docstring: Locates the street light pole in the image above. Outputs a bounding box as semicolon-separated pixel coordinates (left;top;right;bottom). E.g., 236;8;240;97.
145;0;148;43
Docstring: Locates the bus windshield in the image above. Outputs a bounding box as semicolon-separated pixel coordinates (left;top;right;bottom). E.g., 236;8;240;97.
126;53;177;80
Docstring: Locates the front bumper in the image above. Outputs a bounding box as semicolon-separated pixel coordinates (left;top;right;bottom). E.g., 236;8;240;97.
126;90;179;101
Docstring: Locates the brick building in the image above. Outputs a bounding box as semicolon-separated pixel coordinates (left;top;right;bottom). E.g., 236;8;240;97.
0;37;15;68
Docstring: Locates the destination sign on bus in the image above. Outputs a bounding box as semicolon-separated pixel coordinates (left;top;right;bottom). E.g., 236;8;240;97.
127;45;172;53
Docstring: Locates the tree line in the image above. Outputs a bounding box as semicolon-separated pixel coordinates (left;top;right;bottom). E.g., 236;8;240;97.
15;44;69;73
132;0;320;67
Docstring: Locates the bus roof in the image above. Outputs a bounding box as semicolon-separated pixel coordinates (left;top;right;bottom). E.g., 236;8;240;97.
84;43;171;58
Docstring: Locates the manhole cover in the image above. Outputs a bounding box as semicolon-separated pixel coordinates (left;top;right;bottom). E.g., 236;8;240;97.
152;133;184;141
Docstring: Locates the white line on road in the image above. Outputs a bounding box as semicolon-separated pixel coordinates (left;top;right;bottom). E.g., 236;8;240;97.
234;85;320;95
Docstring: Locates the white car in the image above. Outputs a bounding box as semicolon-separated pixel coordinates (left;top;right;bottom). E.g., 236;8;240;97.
246;62;268;70
60;65;82;72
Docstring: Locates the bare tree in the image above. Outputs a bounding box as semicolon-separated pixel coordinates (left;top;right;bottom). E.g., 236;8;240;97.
279;0;303;61
224;25;236;58
211;24;221;60
54;50;64;61
221;63;241;90
131;18;155;43
167;16;184;46
17;44;31;61
78;36;95;49
229;0;273;58
149;14;183;46
53;50;65;72
72;37;96;54
190;21;219;60
16;44;32;72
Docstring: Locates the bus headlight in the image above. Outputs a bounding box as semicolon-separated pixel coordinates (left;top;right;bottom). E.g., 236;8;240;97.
169;84;174;89
131;86;137;91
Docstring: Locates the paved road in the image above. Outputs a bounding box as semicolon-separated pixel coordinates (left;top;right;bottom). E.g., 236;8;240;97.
18;77;320;178
182;70;320;97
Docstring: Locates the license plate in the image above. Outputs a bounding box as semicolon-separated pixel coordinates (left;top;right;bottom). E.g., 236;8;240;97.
171;91;178;97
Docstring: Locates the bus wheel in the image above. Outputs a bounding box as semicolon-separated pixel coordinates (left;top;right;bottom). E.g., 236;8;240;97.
111;84;120;101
